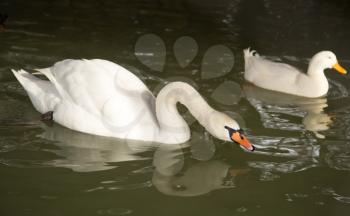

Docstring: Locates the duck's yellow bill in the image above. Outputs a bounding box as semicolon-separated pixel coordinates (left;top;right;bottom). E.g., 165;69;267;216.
333;63;347;74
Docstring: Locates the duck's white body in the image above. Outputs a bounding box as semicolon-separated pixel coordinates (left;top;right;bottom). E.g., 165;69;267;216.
243;48;346;98
12;59;251;147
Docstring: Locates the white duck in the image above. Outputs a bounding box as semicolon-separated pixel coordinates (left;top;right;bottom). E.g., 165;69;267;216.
243;48;347;98
12;59;254;151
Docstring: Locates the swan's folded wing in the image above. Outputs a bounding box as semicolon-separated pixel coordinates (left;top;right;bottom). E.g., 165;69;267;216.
38;59;151;118
12;69;60;113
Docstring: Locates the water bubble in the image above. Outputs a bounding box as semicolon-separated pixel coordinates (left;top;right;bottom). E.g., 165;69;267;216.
236;206;247;213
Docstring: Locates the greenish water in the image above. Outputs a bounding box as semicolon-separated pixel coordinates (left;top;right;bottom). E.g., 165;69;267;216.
1;0;350;215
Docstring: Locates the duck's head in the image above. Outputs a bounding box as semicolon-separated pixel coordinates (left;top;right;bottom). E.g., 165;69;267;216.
312;51;347;75
207;112;255;151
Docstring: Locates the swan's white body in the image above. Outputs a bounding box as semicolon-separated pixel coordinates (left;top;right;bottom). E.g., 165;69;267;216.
243;48;346;98
12;59;244;145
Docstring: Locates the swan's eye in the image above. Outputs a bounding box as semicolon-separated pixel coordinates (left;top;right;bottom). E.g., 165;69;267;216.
224;126;244;139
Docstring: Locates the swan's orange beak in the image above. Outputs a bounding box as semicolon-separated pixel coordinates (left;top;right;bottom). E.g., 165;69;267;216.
333;63;347;74
231;132;255;151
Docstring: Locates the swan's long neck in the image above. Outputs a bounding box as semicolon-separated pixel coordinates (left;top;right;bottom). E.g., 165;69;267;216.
155;82;215;144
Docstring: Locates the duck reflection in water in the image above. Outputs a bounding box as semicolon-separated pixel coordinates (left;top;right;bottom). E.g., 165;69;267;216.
243;83;332;139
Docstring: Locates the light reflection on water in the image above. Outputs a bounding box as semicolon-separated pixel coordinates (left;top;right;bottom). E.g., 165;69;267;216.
1;0;350;215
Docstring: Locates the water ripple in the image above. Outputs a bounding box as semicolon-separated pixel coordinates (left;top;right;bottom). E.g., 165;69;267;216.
322;187;350;204
97;208;133;216
85;180;153;193
6;29;54;38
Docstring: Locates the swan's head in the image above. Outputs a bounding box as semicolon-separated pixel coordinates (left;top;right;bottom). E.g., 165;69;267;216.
312;51;347;74
208;112;255;151
224;126;255;151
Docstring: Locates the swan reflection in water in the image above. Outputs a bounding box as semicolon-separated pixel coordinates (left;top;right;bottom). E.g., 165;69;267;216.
40;124;156;172
40;124;250;196
243;83;332;139
38;119;350;196
152;142;250;197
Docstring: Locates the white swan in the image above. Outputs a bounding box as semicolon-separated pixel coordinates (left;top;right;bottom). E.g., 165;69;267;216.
12;59;254;151
243;48;347;98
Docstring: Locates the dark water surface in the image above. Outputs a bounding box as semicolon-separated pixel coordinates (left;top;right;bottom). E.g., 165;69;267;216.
1;0;350;215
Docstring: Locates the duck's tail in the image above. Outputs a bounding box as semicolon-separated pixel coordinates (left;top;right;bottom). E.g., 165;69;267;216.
243;47;259;58
243;47;259;71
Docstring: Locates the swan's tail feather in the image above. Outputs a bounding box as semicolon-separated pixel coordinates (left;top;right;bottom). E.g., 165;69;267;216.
34;67;72;103
12;69;60;114
34;68;55;81
31;71;46;76
12;69;40;89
